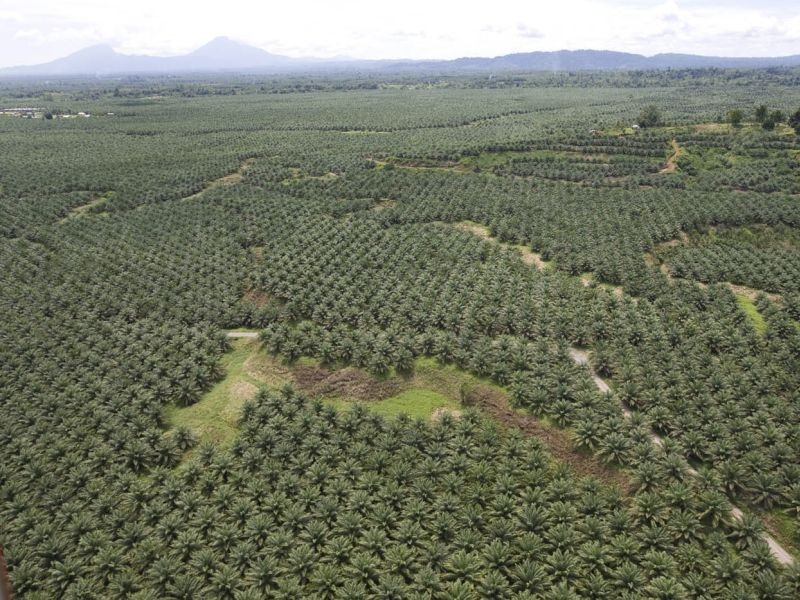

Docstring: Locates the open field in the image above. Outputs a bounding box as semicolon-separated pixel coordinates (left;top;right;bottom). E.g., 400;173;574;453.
2;71;800;597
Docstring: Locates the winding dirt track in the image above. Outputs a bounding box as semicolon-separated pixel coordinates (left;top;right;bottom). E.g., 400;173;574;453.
449;219;795;565
659;139;683;174
182;158;254;202
570;346;794;566
222;221;796;566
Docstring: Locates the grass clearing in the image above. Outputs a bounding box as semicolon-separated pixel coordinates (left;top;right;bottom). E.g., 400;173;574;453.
460;149;613;172
244;348;496;420
167;340;627;489
410;356;504;396
736;294;767;335
326;388;459;420
163;339;492;431
164;337;261;454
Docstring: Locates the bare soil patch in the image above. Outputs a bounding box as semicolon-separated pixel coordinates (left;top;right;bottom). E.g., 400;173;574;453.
569;348;612;394
58;192;111;223
245;353;401;400
293;365;403;401
242;289;269;307
454;221;492;239
371;199;397;211
647;234;784;303
244;352;293;386
517;247;549;270
431;407;463;422
727;283;782;303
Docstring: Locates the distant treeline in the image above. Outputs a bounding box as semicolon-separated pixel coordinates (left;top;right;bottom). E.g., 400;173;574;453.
2;67;800;101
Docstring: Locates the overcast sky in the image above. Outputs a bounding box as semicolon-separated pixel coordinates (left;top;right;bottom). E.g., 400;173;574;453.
1;0;799;68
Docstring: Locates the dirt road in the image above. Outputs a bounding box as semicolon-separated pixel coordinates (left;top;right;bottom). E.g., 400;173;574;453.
569;346;794;566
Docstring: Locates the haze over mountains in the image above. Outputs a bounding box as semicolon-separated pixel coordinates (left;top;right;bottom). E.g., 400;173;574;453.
3;37;800;77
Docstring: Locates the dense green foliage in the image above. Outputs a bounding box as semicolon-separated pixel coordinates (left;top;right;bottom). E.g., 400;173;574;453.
636;105;662;128
1;71;800;597
658;225;800;294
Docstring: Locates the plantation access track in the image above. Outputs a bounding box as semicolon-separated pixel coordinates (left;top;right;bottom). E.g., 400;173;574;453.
455;221;795;566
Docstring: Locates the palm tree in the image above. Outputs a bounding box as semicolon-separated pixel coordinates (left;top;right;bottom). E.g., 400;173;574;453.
444;550;483;584
546;549;580;584
209;564;241;599
348;551;379;586
479;570;511;599
634;492;665;525
748;471;781;509
167;573;205;600
310;563;341;599
728;511;764;549
643;576;689;600
573;419;602;452
695;490;730;528
597;432;631;465
612;561;646;594
49;557;85;593
632;461;665;493
437;580;479;600
334;579;369;599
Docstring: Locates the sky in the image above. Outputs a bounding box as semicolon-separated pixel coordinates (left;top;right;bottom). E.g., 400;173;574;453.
1;0;799;68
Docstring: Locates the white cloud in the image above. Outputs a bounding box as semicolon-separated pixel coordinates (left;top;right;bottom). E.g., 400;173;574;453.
516;24;544;39
1;0;799;68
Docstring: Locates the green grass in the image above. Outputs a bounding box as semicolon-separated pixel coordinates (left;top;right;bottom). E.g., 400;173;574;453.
326;388;459;420
322;355;501;419
321;356;504;419
166;338;509;451
412;356;505;394
736;295;767;335
603;126;638;136
164;337;261;453
764;510;800;560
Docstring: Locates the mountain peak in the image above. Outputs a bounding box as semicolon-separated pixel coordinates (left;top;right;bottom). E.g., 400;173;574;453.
199;36;240;48
191;36;258;56
72;44;118;57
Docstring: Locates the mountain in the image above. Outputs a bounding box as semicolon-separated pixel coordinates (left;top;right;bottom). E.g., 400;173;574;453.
167;37;292;71
395;49;800;72
0;37;295;76
3;40;800;77
401;50;652;72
